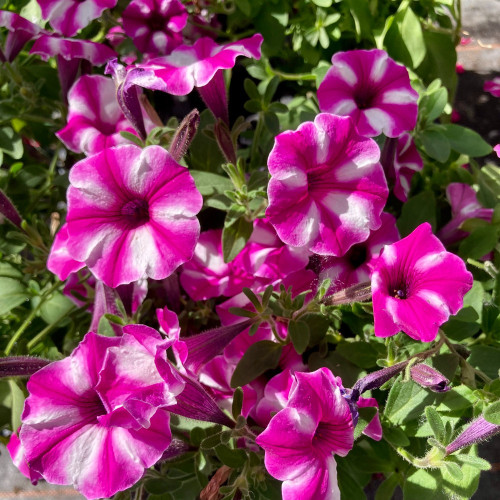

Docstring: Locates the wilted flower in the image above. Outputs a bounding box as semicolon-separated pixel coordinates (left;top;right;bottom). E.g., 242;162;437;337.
56;75;153;156
370;223;473;341
266;113;388;256
38;0;118;37
256;368;354;500
437;183;493;246
410;363;450;392
318;49;418;138
56;144;202;288
17;329;184;499
122;0;188;56
124;34;263;123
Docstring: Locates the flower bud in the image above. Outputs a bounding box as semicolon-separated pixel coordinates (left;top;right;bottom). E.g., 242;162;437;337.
0;356;51;378
446;416;500;455
169;109;200;162
410;363;450;392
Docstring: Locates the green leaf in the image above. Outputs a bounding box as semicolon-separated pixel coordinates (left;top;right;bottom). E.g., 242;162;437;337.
190;170;233;197
421;86;448;122
348;0;374;43
230;341;282;387
0;277;29;316
436;385;476;412
403;469;447;500
441;124;492;157
484;401;500;425
145;478;182;495
397;191;436;237
442;461;463;481
468;345;500;379
39;292;74;325
454;454;491;470
0;127;23;159
288;320;310;354
8;379;24;432
215;444;247;468
119;130;144;147
302;312;330;346
419;128;451;162
425;406;445;442
312;0;332;6
375;473;400;500
353;406;377;440
458;225;499;259
244;78;260;100
232;387;243;419
384;7;426;68
385;380;433;424
382;424;410;447
200;432;222;450
222;216;253;263
263;111;280;135
336;341;380;368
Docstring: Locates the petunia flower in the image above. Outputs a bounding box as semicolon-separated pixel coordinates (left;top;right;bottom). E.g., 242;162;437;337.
124;34;263;123
56;74;153;156
256;368;354;500
370;222;473;342
319;212;399;293
31;34;116;100
17;329;183;499
57;144;202;288
0;11;42;62
318;49;419;138
122;0;188;57
266;113;388;256
484;77;500;97
38;0;118;37
437;183;493;246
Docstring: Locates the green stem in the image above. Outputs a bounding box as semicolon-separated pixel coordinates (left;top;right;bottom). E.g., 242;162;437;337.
269;67;316;81
250;113;264;169
4;281;63;355
27;306;76;351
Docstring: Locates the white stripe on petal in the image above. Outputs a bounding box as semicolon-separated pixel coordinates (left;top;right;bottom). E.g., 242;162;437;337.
334;61;358;86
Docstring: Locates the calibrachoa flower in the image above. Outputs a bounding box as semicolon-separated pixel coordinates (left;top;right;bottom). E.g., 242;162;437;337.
266;113;388;256
17;329;184;499
0;11;42;62
370;223;473;341
56;75;153;156
318;49;418;138
256;368;354;500
38;0;118;37
54;144;202;288
484;77;500;97
122;0;188;57
437;183;493;246
124;34;263;123
319;212;399;293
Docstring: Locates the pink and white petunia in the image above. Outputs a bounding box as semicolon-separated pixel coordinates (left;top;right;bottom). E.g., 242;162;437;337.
38;0;118;37
180;219;310;300
56;75;153;156
18;330;183;499
319;213;399;293
484;77;500;97
0;11;43;62
266;113;388;256
370;223;473;342
318;49;418;138
124;34;263;123
61;144;202;288
122;0;188;57
256;368;354;500
437;183;493;246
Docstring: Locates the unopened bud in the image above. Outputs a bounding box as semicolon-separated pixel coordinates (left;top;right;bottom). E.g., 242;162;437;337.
169;109;200;162
410;363;450;393
214;120;237;164
0;356;51;378
446;416;500;455
0;189;22;227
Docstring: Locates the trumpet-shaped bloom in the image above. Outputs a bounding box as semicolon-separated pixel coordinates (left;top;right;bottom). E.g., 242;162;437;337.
56;75;152;156
370;223;473;342
62;144;202;288
318;49;418;138
180;219;310;300
38;0;118;37
18;329;184;499
256;368;354;500
437;183;493;246
319;213;399;293
266;113;388;256
122;0;188;56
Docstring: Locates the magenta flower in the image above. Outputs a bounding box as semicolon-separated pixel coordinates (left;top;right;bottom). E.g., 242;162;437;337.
180;219;309;300
0;11;42;62
319;213;399;293
370;223;473;342
256;368;354;500
437;183;493;246
356;397;382;441
56;75;153;156
318;49;418;138
18;329;184;499
61;144;202;288
38;0;118;37
266;113;388;256
125;34;263;123
484;77;500;97
122;0;188;56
